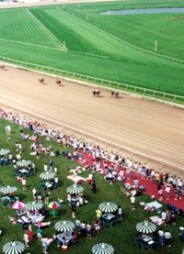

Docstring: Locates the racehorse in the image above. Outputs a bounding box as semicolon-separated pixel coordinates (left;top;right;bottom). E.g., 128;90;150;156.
92;89;101;96
56;80;62;86
0;65;5;70
38;78;44;83
111;90;120;98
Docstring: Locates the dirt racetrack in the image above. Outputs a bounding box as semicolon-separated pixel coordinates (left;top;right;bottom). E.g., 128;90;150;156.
0;65;184;178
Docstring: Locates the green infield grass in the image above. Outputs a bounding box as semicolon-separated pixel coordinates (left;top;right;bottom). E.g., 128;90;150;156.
0;0;184;101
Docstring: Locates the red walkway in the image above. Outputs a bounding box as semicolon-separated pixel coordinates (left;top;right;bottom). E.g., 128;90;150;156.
78;152;184;211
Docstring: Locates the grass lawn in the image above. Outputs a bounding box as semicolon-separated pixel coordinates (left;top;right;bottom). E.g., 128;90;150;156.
0;0;184;98
0;118;184;254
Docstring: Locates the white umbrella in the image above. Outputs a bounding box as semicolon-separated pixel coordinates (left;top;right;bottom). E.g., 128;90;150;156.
39;171;56;180
92;243;114;254
66;184;84;195
25;201;43;211
54;220;75;232
99;202;118;213
136;220;157;234
16;160;31;167
0;149;10;156
18;169;29;174
3;241;25;254
0;186;17;195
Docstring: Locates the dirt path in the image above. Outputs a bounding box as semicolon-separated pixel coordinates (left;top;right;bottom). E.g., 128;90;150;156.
0;65;184;178
0;0;111;9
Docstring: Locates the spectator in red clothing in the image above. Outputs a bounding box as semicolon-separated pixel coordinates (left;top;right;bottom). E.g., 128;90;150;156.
35;136;40;144
27;225;33;241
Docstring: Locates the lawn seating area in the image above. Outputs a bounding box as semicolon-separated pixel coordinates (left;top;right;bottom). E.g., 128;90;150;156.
0;108;184;254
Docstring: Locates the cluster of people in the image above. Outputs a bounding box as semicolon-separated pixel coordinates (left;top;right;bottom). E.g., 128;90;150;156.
75;219;101;238
1;108;183;185
157;229;172;247
13;161;36;179
53;231;77;250
67;193;88;209
161;208;177;226
0;154;12;166
1;109;184;209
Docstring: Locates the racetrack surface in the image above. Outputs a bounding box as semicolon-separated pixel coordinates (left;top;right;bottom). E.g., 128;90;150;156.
0;65;184;178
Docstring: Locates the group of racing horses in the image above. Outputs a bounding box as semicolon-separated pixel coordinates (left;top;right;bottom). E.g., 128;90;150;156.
38;78;120;97
1;64;120;97
38;78;62;86
1;64;119;96
92;89;120;98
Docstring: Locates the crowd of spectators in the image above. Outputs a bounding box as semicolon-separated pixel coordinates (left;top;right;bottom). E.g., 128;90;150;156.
0;108;183;202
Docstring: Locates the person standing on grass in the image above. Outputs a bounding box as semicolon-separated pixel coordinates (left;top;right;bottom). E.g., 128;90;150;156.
164;231;172;247
95;209;102;220
44;163;48;172
71;201;77;218
49;158;54;170
158;229;164;246
41;238;49;254
18;142;23;154
91;180;97;194
21;177;27;191
161;210;167;225
44;190;50;204
32;187;37;201
117;205;123;220
130;194;136;210
171;211;177;226
23;231;29;247
27;224;33;241
36;226;43;240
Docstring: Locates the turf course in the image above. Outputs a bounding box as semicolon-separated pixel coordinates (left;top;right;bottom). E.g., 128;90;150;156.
0;0;184;99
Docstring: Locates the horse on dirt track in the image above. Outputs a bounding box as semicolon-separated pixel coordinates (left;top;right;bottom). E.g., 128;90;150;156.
56;80;62;86
38;78;44;84
92;89;101;97
0;65;5;70
111;90;120;98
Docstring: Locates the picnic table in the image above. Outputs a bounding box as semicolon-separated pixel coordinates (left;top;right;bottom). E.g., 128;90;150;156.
101;213;120;227
134;233;156;249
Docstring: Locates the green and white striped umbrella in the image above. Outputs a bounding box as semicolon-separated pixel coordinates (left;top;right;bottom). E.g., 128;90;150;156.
39;171;56;180
0;186;17;195
25;201;43;211
0;149;10;156
99;202;118;213
16;160;31;167
92;243;114;254
66;184;84;195
3;241;25;254
54;220;75;232
136;220;157;234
